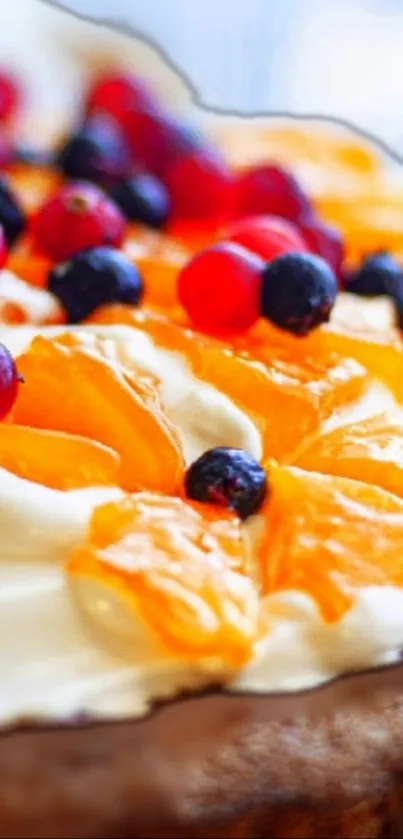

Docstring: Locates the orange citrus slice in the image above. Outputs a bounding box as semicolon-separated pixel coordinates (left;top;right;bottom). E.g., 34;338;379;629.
0;424;120;490
68;493;259;667
293;412;403;500
13;333;184;493
87;304;372;461
260;463;403;623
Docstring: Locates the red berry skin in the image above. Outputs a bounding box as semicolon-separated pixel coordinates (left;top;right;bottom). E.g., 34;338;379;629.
85;73;160;129
0;343;20;421
235;164;313;225
178;241;264;333
0;224;8;269
223;215;307;261
165;151;234;221
299;218;344;280
32;182;126;263
0;72;20;123
0;130;12;169
126;112;203;178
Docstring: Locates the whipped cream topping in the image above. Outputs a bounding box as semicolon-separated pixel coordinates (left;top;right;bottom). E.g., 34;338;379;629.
1;319;403;724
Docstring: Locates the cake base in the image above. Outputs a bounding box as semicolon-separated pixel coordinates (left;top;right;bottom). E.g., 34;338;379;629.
2;663;403;839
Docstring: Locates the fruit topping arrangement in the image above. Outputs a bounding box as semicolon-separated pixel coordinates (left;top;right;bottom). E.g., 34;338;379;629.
2;67;403;679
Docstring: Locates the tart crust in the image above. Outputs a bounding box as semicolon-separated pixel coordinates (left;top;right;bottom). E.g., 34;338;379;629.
2;663;403;838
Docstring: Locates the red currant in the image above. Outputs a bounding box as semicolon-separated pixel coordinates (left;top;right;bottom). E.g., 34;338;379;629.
32;182;126;262
223;215;307;260
0;129;12;169
84;72;160;129
164;151;233;221
0;224;8;269
299;217;344;280
235;163;313;224
126;112;203;177
0;71;20;123
178;241;263;333
0;343;20;420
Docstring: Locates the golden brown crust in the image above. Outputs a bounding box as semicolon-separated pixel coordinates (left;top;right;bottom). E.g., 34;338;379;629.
2;664;403;838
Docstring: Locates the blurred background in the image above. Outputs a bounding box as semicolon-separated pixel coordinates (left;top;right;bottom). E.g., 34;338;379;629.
1;0;403;152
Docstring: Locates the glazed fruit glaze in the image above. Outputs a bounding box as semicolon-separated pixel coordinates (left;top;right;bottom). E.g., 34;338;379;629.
2;68;403;720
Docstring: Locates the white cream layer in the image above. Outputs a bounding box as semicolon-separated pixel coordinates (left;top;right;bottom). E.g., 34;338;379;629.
0;321;402;724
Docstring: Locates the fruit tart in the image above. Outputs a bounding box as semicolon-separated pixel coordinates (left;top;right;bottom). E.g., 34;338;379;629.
2;70;403;839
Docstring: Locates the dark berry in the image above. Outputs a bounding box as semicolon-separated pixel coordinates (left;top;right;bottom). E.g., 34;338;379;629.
185;447;267;520
56;115;131;185
261;252;338;336
0;176;26;246
224;215;307;260
299;218;344;280
345;252;402;297
32;182;126;262
109;173;170;229
178;242;263;333
0;343;21;420
235;164;313;224
48;246;143;323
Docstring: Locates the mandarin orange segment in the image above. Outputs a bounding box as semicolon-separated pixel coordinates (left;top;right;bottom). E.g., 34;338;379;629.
260;464;403;623
233;324;371;418
7;249;51;289
87;304;372;460
125;226;191;310
0;424;120;489
68;493;259;667
293;412;403;499
235;297;403;402
13;333;184;494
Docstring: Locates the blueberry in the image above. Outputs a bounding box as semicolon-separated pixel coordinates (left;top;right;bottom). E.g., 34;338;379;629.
48;246;143;323
56;115;131;185
345;252;402;297
109;173;170;229
185;447;267;520
261;252;337;336
0;176;26;247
